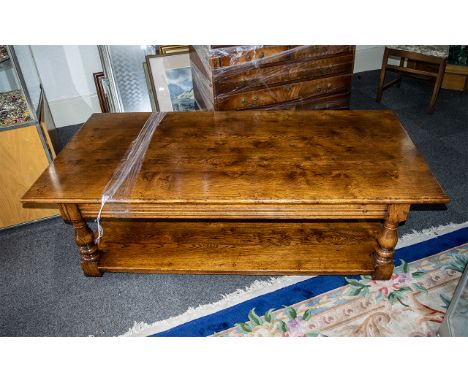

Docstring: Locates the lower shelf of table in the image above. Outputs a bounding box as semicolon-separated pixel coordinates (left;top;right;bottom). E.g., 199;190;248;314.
96;220;381;275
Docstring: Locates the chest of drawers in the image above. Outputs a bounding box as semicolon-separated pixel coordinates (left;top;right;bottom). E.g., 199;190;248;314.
189;45;355;111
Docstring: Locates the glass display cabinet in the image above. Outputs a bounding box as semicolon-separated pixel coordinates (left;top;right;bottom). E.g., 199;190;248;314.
0;45;61;229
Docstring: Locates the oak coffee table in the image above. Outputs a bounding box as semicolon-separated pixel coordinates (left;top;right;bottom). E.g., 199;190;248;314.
22;110;449;280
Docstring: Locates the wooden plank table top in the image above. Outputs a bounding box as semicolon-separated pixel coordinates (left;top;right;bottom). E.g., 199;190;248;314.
23;110;448;207
22;110;449;279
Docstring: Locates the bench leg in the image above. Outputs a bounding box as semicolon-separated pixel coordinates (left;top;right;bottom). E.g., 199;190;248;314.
59;204;103;277
396;57;405;87
428;60;446;114
373;204;410;280
376;48;390;103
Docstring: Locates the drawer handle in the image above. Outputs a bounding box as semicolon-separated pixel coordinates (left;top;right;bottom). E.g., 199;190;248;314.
241;97;247;104
328;83;332;88
258;52;265;59
253;96;259;102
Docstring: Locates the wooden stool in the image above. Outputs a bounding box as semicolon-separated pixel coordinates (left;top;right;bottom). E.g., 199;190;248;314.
376;45;449;113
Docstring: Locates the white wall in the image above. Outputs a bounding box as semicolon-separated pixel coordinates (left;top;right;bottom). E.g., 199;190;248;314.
354;45;385;73
31;45;103;127
353;45;401;72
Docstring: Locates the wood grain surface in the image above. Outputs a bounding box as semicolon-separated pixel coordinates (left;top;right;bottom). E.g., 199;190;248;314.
97;220;379;275
191;45;355;111
22;110;449;209
20;110;450;279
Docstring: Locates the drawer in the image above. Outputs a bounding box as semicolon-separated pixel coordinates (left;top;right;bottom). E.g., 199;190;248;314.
209;46;295;68
209;45;354;70
247;92;351;111
299;93;350;110
215;74;353;110
213;53;354;95
289;45;354;61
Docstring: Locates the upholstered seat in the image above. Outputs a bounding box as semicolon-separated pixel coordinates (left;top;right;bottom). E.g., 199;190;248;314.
387;45;449;59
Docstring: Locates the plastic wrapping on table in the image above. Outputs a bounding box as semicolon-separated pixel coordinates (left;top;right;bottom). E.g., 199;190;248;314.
95;112;166;242
189;45;355;111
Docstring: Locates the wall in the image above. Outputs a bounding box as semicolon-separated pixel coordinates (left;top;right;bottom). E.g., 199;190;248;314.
354;45;385;73
31;45;103;127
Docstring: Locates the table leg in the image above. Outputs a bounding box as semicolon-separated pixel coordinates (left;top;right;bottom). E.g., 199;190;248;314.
58;204;102;277
373;204;410;280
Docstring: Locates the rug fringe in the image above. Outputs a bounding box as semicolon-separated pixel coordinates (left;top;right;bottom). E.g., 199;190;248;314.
120;221;468;337
121;276;311;337
397;221;468;248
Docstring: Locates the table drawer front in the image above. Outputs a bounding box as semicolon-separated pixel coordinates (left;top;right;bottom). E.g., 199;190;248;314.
213;53;354;95
215;74;352;110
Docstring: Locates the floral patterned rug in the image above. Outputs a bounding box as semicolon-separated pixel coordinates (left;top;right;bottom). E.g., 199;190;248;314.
123;223;468;337
213;245;467;337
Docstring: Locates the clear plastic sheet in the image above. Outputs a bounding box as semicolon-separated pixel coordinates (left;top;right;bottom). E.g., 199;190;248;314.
190;45;355;111
95;112;166;242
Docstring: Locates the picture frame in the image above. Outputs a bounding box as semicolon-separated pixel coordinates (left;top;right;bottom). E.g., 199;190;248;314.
146;53;197;112
156;45;189;55
93;72;111;113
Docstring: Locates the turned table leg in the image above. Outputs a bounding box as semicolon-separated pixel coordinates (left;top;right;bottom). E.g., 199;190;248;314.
58;204;103;277
373;204;410;280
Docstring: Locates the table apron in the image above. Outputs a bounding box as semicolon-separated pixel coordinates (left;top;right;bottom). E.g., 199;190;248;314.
77;203;388;220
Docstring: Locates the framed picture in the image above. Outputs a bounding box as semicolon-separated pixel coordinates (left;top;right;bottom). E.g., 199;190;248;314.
156;45;189;55
146;53;197;112
93;72;111;113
